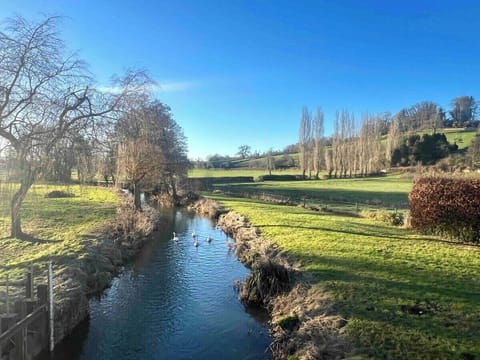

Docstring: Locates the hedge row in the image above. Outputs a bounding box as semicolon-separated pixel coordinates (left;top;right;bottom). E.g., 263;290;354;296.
409;177;480;243
256;174;303;182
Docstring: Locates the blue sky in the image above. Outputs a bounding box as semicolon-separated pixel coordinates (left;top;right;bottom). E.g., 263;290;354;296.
2;1;479;159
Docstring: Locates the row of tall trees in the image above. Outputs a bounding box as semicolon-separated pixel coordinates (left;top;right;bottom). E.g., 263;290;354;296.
0;16;189;237
298;97;476;177
299;108;386;178
327;112;384;178
298;107;325;178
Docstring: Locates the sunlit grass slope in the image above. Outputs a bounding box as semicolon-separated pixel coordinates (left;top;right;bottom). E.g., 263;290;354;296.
0;184;119;281
214;174;413;209
208;178;480;359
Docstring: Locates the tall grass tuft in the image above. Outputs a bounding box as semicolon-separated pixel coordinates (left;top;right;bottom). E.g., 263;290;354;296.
240;257;290;308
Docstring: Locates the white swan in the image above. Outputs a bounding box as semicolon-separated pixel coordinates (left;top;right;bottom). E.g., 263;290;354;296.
172;232;178;241
193;240;200;247
207;235;212;243
192;231;197;238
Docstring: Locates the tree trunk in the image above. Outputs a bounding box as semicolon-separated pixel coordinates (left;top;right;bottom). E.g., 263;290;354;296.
10;172;35;238
133;181;142;211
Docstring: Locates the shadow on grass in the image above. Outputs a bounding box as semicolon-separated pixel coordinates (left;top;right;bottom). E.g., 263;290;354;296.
305;254;479;304
0;233;59;244
214;183;409;207
255;222;411;241
296;253;480;355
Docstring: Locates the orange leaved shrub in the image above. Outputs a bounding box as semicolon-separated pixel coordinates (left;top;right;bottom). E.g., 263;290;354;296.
409;177;480;243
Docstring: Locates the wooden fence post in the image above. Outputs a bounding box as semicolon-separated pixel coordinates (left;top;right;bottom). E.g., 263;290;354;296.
48;261;54;352
5;274;10;314
25;264;34;299
37;284;48;351
14;300;27;360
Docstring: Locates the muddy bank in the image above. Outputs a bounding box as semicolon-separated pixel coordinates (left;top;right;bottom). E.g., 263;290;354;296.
50;198;159;347
189;197;352;359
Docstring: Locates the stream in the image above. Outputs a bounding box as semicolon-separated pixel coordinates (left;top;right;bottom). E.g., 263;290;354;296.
50;209;271;359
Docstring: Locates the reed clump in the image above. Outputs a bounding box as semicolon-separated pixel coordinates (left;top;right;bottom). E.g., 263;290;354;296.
240;257;290;308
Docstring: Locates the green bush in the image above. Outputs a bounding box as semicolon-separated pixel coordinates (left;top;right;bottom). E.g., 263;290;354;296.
409;177;480;243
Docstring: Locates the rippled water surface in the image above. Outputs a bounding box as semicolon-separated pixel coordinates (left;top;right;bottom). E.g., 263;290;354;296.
52;209;271;360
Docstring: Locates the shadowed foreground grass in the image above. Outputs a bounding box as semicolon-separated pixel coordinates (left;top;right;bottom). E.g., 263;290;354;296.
209;185;480;358
0;184;119;281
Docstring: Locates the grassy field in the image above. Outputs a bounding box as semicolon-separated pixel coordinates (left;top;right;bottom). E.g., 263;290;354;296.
208;176;480;359
416;128;476;149
0;184;119;282
437;128;476;149
212;174;413;212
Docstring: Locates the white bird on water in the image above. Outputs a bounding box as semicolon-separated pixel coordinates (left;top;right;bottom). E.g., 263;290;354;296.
192;231;197;238
172;232;178;241
207;235;212;243
193;239;200;247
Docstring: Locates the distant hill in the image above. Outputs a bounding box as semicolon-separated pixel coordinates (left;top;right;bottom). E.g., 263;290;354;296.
196;128;477;173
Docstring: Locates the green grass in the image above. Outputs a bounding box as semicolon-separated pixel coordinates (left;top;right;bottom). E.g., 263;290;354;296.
208;176;480;359
213;174;413;212
189;168;302;178
416;128;477;149
0;184;119;282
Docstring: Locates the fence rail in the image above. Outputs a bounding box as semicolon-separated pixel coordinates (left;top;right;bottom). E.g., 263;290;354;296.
0;262;54;359
213;185;408;210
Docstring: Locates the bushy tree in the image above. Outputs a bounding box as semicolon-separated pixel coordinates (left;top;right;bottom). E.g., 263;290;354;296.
116;99;189;209
391;133;457;166
237;145;251;159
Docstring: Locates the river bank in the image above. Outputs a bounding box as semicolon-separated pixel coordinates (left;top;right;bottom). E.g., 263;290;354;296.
0;185;161;358
48;207;272;359
189;197;352;359
50;197;160;347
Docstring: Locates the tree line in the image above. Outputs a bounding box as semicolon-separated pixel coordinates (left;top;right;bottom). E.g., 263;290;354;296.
297;98;476;178
0;16;189;238
299;108;386;178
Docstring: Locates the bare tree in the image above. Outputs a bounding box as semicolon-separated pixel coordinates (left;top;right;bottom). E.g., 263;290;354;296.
450;96;478;127
386;115;401;167
324;148;334;178
396;101;444;132
298;107;312;179
312;108;324;179
237;145;251;159
0;16;142;238
115;99;189;209
266;148;275;176
331;112;340;178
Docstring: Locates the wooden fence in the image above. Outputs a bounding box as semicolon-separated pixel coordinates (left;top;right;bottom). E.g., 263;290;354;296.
0;263;54;360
